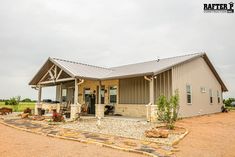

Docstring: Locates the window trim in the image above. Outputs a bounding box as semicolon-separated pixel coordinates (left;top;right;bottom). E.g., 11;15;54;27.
186;84;192;104
109;85;117;104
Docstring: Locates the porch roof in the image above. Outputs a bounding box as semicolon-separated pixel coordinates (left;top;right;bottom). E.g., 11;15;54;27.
29;52;228;91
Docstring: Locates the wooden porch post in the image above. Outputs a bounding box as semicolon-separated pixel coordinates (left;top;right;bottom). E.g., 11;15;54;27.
71;78;79;120
98;81;101;104
96;80;104;118
149;78;154;105
35;86;42;115
145;76;157;122
59;83;62;103
74;79;78;104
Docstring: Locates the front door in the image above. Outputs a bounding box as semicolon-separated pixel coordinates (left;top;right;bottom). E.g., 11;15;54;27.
84;88;96;114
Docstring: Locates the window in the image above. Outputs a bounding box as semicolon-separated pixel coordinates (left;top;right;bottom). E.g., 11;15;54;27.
109;86;117;103
62;89;67;102
84;88;91;101
186;85;192;104
209;89;213;104
217;91;220;103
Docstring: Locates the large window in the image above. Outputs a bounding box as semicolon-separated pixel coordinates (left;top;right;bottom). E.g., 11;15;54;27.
209;89;213;104
186;85;192;104
84;88;91;102
62;89;67;102
109;86;117;103
217;91;220;103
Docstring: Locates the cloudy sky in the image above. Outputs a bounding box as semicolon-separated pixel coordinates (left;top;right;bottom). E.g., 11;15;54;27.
0;0;234;100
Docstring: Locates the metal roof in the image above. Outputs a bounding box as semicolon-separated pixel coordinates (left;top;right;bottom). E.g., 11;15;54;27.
29;53;228;91
51;58;114;79
50;53;202;79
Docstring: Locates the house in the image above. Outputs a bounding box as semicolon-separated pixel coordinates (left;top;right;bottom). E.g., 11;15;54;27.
29;52;227;120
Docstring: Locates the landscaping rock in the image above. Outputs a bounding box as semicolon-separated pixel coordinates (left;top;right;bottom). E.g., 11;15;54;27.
23;108;32;114
31;116;45;121
145;128;169;138
21;113;29;119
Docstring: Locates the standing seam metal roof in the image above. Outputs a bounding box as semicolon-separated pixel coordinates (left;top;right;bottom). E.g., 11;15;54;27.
51;53;202;79
29;52;228;91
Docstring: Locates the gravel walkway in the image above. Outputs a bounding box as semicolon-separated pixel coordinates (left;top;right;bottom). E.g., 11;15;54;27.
61;117;181;144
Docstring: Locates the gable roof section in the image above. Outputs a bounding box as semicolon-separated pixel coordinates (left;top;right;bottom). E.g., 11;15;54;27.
107;53;201;79
52;58;113;79
29;53;228;91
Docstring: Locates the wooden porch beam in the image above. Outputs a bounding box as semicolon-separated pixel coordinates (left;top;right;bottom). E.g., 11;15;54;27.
39;77;75;85
56;69;63;80
49;70;54;80
38;65;55;83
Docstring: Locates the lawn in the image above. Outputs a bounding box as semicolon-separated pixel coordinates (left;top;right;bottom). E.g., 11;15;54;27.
0;101;35;112
227;106;235;110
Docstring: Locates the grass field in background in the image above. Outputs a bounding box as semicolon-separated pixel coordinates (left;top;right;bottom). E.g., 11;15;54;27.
0;101;35;112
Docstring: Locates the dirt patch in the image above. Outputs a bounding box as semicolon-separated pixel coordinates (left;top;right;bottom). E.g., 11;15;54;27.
0;123;145;157
175;111;235;157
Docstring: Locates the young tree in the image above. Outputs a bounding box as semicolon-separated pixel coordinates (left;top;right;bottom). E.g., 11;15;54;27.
156;90;179;129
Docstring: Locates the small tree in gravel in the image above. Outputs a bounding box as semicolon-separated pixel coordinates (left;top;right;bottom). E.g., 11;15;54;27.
156;90;179;130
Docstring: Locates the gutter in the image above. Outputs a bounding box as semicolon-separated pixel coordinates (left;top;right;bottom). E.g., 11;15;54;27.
144;76;152;82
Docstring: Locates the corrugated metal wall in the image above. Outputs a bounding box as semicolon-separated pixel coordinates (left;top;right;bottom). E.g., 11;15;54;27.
154;69;172;102
119;77;149;104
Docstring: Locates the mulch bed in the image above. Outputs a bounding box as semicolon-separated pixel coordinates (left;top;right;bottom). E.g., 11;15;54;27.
156;126;186;134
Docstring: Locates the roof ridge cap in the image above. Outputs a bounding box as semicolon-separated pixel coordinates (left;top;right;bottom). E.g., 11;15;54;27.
110;52;204;69
160;52;204;60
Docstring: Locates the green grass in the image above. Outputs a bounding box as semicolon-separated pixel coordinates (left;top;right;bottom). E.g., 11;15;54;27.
227;106;235;110
0;101;35;112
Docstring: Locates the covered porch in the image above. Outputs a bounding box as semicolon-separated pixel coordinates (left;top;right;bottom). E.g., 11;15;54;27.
29;57;173;121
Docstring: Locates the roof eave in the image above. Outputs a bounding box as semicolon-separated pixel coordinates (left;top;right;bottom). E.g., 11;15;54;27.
100;72;154;80
28;58;51;86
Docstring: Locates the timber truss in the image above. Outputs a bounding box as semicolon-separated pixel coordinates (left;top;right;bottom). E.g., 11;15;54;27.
38;64;74;85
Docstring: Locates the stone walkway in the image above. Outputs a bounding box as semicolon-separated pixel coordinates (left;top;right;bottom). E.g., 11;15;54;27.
0;118;180;157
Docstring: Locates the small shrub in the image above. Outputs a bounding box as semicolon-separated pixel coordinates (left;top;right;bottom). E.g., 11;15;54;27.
223;98;235;107
52;109;64;122
156;90;179;130
5;100;9;105
7;97;19;105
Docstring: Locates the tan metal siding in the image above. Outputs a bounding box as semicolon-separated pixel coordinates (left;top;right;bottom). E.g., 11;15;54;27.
154;69;172;103
119;77;149;104
172;57;223;117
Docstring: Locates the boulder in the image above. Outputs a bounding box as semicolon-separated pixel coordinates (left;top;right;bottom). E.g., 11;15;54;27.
21;113;29;119
145;128;169;138
31;116;45;121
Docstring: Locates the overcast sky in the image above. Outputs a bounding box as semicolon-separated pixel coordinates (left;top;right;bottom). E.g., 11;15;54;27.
0;0;234;100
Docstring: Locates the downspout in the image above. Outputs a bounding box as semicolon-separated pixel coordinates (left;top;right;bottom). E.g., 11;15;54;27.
77;79;84;86
144;76;152;82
